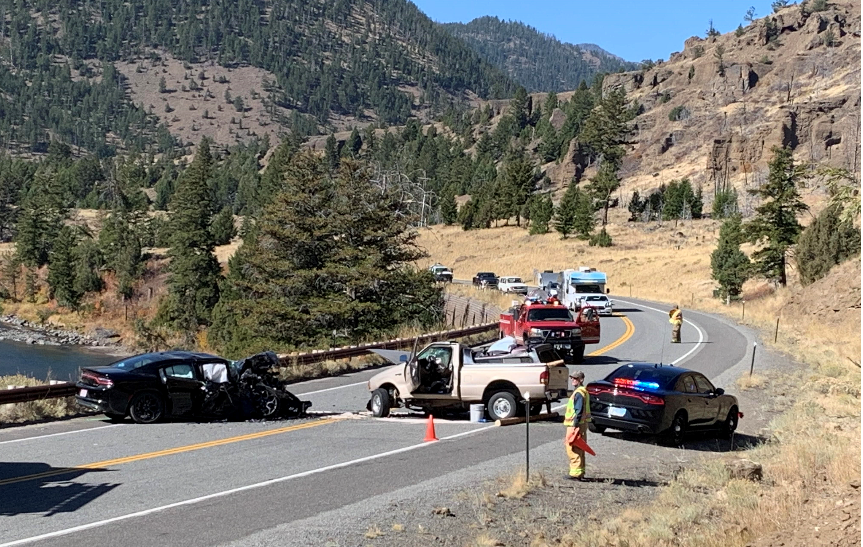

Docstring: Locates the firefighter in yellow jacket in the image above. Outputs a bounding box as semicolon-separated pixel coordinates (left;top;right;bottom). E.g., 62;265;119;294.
563;371;590;480
669;305;683;343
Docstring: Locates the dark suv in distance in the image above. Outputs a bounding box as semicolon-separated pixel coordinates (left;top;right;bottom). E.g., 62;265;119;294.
587;363;740;445
472;272;499;288
76;351;311;424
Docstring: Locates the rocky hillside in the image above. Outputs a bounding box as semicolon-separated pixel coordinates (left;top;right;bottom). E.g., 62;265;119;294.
442;17;636;92
600;0;860;196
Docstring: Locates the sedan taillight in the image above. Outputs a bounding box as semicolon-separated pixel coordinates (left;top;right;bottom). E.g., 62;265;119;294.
82;371;114;388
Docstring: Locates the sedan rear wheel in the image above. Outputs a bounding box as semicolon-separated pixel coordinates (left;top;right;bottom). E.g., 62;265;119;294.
664;412;687;446
129;392;165;424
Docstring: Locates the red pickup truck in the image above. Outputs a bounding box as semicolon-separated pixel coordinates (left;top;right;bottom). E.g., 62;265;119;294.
499;301;600;363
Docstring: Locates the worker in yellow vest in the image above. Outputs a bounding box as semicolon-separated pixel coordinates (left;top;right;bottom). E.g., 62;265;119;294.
563;371;590;480
669;305;683;343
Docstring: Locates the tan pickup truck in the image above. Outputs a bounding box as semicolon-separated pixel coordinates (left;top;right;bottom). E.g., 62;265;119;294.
366;341;570;420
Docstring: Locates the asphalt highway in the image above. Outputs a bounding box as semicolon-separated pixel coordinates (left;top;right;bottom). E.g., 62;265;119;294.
0;297;749;546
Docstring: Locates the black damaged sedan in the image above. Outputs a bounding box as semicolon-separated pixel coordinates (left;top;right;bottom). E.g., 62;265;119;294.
587;363;741;445
76;351;311;424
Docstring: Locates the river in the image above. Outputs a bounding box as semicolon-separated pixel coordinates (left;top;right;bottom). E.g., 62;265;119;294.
0;337;122;382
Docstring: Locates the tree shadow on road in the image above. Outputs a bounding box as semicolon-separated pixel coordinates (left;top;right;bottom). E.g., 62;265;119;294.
0;462;119;516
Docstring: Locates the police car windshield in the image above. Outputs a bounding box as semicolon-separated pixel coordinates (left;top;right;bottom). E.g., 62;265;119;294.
527;308;573;321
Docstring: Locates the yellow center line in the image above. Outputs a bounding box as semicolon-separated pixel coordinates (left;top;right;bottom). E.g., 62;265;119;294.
587;313;635;357
0;418;338;487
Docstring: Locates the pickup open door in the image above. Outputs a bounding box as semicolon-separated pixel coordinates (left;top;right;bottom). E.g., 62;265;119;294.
577;307;601;345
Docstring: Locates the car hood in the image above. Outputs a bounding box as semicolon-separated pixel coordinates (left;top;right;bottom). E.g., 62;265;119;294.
368;363;405;390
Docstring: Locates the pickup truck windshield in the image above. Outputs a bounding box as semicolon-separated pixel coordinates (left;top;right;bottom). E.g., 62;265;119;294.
527;308;574;321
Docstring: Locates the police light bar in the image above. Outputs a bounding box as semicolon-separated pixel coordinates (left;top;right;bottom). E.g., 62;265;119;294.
612;378;660;391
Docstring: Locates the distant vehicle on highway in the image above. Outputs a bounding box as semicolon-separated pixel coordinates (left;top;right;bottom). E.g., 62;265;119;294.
587;363;740;445
76;351;311;424
472;272;499;289
580;294;614;316
498;276;528;294
428;263;453;282
559;267;608;310
367;341;569;421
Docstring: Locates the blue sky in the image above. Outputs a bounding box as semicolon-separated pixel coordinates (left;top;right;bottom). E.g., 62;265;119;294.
413;0;779;61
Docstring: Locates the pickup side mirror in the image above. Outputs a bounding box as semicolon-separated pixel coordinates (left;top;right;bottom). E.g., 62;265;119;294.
714;387;725;396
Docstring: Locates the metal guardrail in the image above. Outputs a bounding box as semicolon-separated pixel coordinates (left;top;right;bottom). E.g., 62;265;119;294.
277;322;498;365
0;382;78;405
0;321;500;406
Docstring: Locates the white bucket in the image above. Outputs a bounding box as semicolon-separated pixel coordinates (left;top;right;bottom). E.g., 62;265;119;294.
469;404;485;423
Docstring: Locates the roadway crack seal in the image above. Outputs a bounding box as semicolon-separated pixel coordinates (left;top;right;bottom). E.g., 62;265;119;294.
0;418;339;487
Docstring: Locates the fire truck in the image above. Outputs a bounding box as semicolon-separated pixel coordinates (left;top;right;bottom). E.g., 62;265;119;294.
499;297;600;363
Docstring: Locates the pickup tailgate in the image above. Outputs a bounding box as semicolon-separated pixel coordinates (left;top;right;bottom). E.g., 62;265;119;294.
546;363;569;391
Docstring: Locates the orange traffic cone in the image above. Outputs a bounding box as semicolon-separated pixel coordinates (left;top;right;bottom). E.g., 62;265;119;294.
423;414;439;442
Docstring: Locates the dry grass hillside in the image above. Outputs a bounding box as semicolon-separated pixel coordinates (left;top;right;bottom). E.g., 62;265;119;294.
113;53;294;151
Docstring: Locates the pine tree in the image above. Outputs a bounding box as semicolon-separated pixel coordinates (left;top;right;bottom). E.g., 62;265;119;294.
345;127;362;158
157;139;221;336
73;238;104;296
210;206;237;245
711;214;751;299
99;210;143;300
439;190;458;225
210;154;440;357
324;133;340;171
573;187;596;239
529;194;553;235
15;170;67;267
503;153;535;226
712;188;739;218
795;204;861;285
587;162;620;226
554;181;580;239
744;147;808;286
47;226;81;309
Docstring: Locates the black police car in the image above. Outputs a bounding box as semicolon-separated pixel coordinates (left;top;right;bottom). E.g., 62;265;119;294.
587;363;741;445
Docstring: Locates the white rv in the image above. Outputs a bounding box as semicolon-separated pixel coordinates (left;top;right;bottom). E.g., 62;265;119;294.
558;267;608;310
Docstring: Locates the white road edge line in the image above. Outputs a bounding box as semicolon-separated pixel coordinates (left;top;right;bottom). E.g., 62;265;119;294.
0;424;497;547
0;423;124;445
614;299;705;366
293;381;368;396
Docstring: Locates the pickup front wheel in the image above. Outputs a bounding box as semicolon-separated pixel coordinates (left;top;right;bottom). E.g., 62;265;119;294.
486;391;518;421
370;388;391;418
